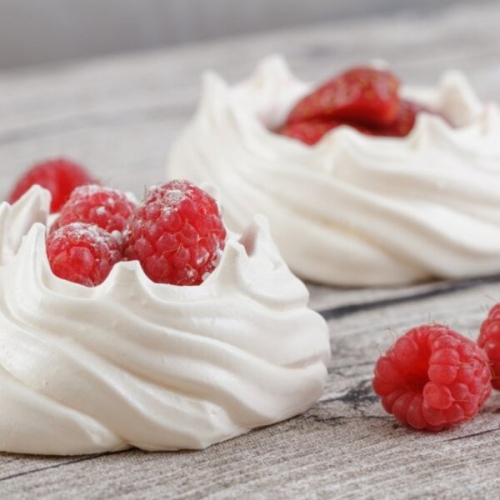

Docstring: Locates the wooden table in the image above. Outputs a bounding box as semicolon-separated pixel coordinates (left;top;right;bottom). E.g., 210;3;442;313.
2;2;500;498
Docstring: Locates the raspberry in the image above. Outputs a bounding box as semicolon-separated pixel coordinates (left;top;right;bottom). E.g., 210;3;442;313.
279;119;341;145
124;180;226;286
55;185;136;234
280;65;452;145
370;100;437;138
8;158;96;213
46;223;122;287
478;304;500;390
373;324;491;431
280;99;446;144
279;119;375;145
286;66;400;127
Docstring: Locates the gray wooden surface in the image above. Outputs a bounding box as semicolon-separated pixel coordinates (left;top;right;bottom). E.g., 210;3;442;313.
2;2;500;498
0;0;475;69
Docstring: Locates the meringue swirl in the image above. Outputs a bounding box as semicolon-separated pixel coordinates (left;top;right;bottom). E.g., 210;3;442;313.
0;187;330;455
168;55;500;286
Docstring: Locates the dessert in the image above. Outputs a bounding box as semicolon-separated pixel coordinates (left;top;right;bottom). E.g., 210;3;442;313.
0;185;330;455
373;324;491;431
168;55;500;286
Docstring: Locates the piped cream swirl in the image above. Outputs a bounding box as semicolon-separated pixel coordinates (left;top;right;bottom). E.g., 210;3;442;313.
0;187;330;455
168;55;500;286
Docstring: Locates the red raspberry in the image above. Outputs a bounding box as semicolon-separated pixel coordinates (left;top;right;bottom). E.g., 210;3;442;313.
478;304;500;390
280;99;447;144
280;65;452;145
55;185;136;234
124;180;226;286
279;119;374;145
8;158;96;213
369;99;421;137
286;67;400;127
279;119;341;145
370;100;441;137
46;223;122;287
373;324;491;431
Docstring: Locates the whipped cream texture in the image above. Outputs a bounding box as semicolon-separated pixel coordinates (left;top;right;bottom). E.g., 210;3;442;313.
169;56;500;285
0;187;330;455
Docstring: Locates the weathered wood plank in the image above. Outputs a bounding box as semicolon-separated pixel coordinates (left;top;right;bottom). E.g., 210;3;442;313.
308;274;500;313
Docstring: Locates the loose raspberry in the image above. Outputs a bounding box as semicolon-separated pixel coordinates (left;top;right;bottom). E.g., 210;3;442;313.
124;180;226;286
46;223;122;287
373;324;491;431
55;185;136;234
8;158;96;213
478;304;500;390
286;67;400;127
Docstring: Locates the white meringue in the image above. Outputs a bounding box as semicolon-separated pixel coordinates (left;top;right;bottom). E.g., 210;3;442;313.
0;187;330;455
168;55;500;286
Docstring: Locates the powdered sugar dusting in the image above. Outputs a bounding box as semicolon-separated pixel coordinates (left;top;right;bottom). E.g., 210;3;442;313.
58;184;136;234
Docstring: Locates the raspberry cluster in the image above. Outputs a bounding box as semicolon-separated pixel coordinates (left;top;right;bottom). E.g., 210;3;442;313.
279;66;445;145
7;159;226;287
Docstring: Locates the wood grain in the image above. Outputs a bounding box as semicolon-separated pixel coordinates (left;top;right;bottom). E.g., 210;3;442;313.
1;2;500;498
0;0;471;69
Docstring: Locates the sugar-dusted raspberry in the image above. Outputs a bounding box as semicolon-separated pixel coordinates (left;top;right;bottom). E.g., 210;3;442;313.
46;222;122;287
55;184;136;234
8;158;96;213
478;304;500;390
279;119;339;145
373;324;491;431
124;180;226;286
